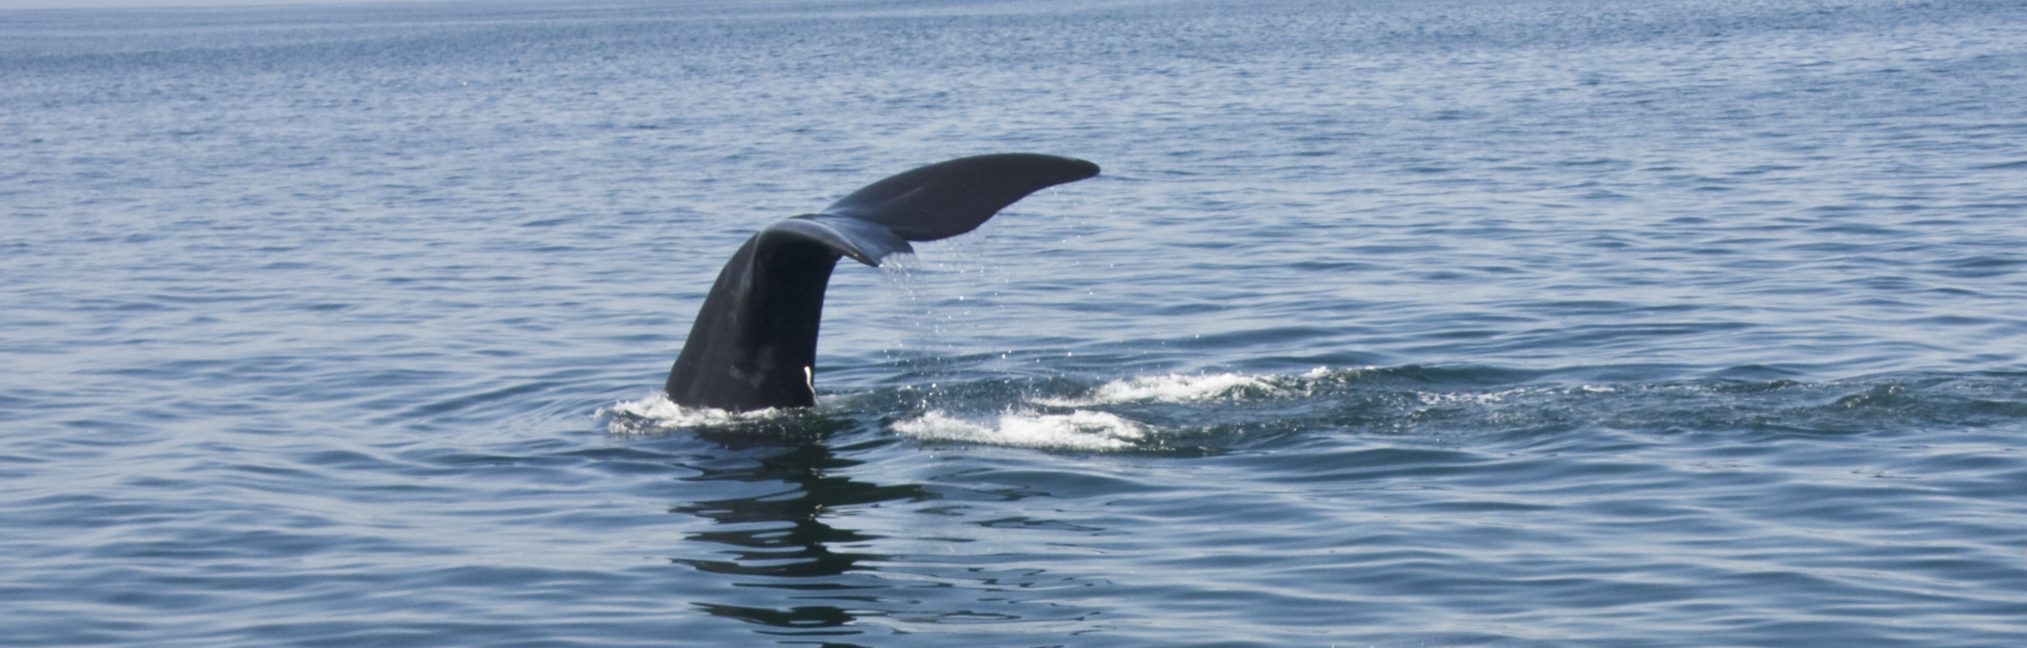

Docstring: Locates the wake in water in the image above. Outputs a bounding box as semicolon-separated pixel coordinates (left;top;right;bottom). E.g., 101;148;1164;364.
604;366;2027;451
605;367;1505;450
1031;371;1283;407
601;395;801;435
604;371;1288;448
892;409;1150;451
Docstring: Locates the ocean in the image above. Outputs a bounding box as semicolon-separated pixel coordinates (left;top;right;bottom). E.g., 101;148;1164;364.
4;0;2026;645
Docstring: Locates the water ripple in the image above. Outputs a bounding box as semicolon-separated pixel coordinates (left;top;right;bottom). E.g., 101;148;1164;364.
7;0;2027;645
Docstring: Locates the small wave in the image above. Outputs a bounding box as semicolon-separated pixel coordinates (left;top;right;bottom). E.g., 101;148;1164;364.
599;393;792;435
891;410;1150;451
1035;372;1279;407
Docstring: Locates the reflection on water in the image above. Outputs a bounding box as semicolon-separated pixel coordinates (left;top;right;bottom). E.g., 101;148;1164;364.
673;425;930;645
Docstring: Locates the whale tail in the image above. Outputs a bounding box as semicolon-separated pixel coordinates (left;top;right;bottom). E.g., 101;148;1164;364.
664;154;1101;412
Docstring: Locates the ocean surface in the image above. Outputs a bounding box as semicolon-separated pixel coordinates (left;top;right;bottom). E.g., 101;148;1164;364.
5;0;2027;645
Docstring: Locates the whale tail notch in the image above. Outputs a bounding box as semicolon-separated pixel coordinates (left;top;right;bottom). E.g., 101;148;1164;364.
664;153;1100;412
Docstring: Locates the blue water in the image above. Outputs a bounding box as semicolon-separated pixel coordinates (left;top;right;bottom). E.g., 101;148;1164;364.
5;0;2027;645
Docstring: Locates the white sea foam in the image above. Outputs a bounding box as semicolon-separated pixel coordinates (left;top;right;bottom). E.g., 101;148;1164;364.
891;409;1150;451
1410;383;1622;408
600;393;789;435
1035;372;1274;407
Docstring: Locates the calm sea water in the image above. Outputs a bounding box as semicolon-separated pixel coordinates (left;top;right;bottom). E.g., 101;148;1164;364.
5;0;2027;645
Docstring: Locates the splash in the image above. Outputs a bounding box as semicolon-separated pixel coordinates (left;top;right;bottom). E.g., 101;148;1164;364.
600;392;791;435
1034;372;1276;407
891;409;1150;451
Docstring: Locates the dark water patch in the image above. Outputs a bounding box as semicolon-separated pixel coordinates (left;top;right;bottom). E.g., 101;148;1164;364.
1934;253;2027;278
1969;158;2027;170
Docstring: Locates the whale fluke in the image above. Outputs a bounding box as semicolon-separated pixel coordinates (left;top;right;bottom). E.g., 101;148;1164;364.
664;154;1100;412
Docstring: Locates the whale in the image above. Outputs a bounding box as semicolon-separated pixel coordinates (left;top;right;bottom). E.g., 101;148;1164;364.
664;153;1101;412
